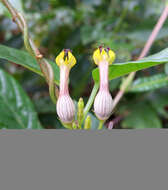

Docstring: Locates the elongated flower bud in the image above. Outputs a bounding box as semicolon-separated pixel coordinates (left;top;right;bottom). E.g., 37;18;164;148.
55;49;76;124
84;115;91;130
77;97;84;122
93;46;116;121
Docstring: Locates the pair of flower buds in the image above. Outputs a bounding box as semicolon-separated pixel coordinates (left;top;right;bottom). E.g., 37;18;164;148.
56;46;116;125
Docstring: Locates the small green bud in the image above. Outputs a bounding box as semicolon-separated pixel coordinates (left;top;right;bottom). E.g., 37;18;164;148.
77;97;84;122
84;115;91;130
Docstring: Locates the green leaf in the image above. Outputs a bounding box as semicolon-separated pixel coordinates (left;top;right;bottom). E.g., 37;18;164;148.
0;69;42;129
109;78;121;91
126;27;168;43
128;73;168;92
92;48;168;82
121;102;162;129
147;91;168;119
0;45;60;85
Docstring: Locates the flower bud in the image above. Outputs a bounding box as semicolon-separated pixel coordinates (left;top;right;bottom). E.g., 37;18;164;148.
57;95;75;124
55;49;76;124
77;97;84;122
93;46;116;121
94;90;113;121
84;115;91;130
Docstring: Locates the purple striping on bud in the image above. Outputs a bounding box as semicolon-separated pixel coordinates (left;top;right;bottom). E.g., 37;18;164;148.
94;90;113;121
55;49;76;124
56;94;75;124
93;47;116;121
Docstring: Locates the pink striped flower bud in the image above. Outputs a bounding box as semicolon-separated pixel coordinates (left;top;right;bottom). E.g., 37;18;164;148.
55;49;76;124
93;46;116;120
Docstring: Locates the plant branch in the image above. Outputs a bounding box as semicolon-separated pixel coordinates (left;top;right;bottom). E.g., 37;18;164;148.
82;82;99;123
1;0;58;103
112;4;168;112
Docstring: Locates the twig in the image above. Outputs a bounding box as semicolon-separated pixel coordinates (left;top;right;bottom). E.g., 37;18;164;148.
1;0;58;103
112;4;168;112
108;115;123;129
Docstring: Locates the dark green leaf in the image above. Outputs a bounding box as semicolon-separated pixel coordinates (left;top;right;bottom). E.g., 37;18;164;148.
0;69;42;129
147;91;168;118
92;48;168;82
126;27;168;43
34;96;56;114
128;73;168;92
109;78;121;91
39;114;64;129
121;102;162;129
0;45;60;85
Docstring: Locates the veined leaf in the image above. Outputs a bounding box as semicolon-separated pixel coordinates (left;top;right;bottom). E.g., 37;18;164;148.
0;45;60;85
0;69;42;129
92;48;168;82
128;73;168;92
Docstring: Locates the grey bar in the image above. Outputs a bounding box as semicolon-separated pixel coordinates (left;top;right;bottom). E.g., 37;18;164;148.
0;129;168;190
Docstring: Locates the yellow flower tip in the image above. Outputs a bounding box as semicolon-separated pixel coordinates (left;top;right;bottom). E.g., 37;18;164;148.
93;46;116;65
55;49;76;68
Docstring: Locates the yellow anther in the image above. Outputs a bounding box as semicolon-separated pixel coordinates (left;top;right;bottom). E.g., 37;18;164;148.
55;49;76;68
93;47;116;65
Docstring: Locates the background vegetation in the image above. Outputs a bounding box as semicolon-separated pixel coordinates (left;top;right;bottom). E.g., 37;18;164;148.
0;0;168;129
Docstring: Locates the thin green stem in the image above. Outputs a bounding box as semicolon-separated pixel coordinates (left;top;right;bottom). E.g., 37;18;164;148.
17;12;35;57
1;0;58;104
82;83;99;123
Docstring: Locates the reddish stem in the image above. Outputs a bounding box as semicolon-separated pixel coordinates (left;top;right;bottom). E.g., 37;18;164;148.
139;5;168;59
112;5;168;112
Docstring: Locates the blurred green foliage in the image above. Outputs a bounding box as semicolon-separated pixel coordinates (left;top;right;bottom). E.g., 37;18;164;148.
0;0;168;129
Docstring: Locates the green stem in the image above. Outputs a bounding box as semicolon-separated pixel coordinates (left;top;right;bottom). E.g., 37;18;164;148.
82;83;99;123
98;120;104;130
17;12;35;57
1;0;58;104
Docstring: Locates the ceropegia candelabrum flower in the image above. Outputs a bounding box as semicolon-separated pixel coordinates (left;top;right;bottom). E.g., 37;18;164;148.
93;46;116;121
55;49;76;124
